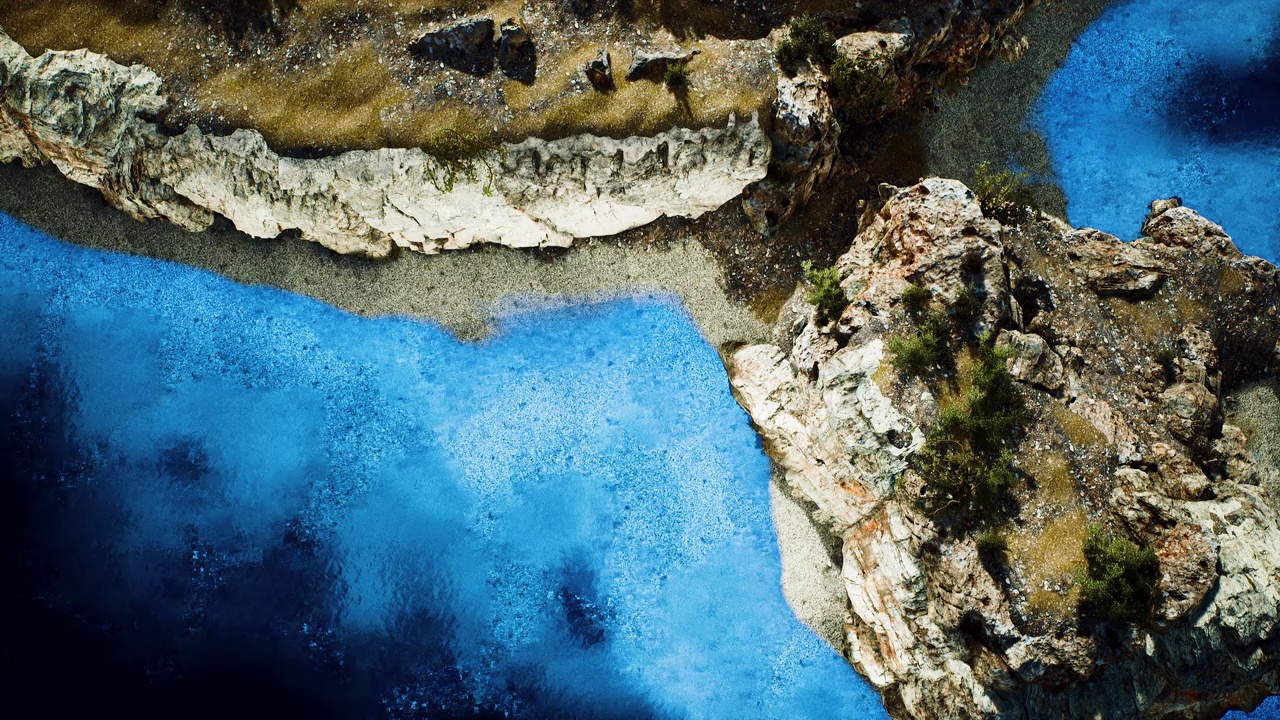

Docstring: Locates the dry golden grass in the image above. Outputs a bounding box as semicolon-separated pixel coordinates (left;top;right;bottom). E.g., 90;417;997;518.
1011;507;1086;616
1220;265;1249;295
1;0;775;151
505;41;773;139
1049;402;1106;448
197;41;404;149
1016;447;1076;506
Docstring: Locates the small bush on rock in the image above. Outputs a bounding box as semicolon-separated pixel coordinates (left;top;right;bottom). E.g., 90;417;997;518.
911;335;1026;520
889;332;942;374
775;14;837;70
974;161;1037;225
830;52;896;122
901;283;933;319
951;285;984;327
422;127;501;192
889;285;954;375
889;309;948;374
1078;526;1159;626
976;528;1009;559
802;261;847;319
664;60;691;88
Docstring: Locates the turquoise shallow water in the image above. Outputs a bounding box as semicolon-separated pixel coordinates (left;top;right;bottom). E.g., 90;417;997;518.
1032;0;1280;263
0;212;885;719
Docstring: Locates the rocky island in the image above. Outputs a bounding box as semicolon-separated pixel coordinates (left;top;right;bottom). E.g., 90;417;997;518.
0;1;1276;719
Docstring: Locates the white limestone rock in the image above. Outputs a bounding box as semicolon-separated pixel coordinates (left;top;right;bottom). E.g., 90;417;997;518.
0;29;769;257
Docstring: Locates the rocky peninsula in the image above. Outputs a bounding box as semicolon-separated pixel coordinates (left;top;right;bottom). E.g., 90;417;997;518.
730;179;1280;719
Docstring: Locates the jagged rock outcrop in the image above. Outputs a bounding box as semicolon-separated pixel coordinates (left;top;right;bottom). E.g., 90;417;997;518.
729;179;1280;719
740;67;840;232
0;28;768;258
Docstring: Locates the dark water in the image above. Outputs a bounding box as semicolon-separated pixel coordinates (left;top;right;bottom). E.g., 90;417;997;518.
1033;0;1280;263
0;212;885;719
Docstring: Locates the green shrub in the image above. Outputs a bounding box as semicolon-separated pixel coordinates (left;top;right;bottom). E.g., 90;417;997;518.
911;336;1025;519
889;332;942;374
951;285;984;326
973;161;1037;225
774;37;805;68
775;14;837;70
802;261;847;318
889;307;949;374
1078;526;1159;625
964;335;1026;453
422;127;501;192
830;52;896;121
664;60;691;88
976;528;1009;558
901;283;933;319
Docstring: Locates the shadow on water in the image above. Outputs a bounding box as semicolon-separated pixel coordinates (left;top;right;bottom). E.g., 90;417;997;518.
1165;28;1280;145
0;299;666;720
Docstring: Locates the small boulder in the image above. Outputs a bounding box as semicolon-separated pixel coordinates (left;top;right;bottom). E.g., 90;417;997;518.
1151;442;1213;500
1159;382;1220;454
1142;202;1238;257
998;330;1065;392
585;49;613;91
625;49;698;81
408;18;496;76
1067;229;1168;299
497;17;535;83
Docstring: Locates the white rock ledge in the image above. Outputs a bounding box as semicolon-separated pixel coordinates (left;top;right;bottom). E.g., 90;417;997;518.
0;28;770;257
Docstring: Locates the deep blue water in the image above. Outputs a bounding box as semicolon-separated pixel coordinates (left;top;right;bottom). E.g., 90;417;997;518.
1032;0;1280;263
0;212;886;719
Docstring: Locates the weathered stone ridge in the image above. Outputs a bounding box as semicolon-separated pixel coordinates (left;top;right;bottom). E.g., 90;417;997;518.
0;28;769;258
730;179;1280;719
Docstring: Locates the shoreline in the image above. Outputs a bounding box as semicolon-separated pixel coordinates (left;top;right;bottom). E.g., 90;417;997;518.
922;0;1116;217
0;1;1130;673
0;161;770;347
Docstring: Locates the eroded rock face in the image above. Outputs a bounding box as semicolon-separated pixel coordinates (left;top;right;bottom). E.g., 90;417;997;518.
0;29;769;258
730;179;1280;719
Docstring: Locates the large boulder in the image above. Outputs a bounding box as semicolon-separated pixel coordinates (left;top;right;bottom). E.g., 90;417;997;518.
624;49;698;82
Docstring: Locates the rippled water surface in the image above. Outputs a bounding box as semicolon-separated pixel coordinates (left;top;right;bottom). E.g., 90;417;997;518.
0;213;886;719
1033;0;1280;262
